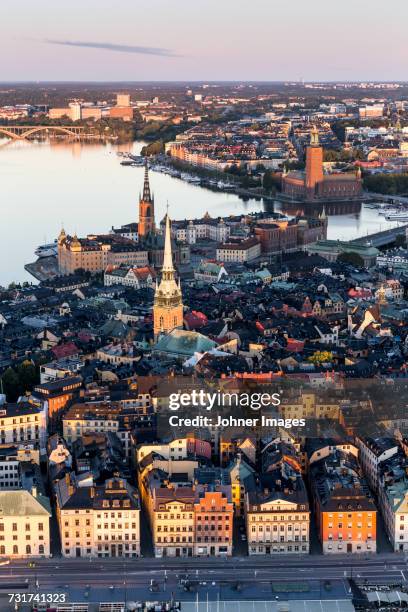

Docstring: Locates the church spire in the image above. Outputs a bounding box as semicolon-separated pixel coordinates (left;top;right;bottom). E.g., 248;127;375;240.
162;213;174;275
138;158;155;239
153;211;183;339
142;158;152;203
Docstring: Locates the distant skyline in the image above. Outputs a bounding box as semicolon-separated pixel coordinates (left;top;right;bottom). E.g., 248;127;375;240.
1;0;407;81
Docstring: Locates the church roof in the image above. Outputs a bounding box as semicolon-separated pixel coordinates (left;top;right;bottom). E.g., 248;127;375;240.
153;329;217;357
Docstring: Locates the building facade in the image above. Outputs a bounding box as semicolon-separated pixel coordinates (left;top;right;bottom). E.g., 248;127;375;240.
58;230;148;276
0;489;50;558
216;237;261;263
282;127;362;202
56;476;140;558
310;449;377;554
194;488;234;556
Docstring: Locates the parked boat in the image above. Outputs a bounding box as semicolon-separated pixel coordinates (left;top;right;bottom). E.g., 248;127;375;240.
385;212;408;221
35;241;58;258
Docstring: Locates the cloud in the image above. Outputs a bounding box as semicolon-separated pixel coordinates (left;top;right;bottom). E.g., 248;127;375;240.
45;39;178;57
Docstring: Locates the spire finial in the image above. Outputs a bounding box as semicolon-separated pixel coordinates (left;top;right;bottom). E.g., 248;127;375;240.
310;125;319;146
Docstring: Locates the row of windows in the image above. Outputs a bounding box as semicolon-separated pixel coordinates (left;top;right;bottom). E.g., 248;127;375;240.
157;526;193;532
157;536;193;543
0;523;44;531
0;416;39;425
250;515;308;521
327;534;373;540
1;544;45;554
250;535;307;542
251;525;307;532
251;545;308;553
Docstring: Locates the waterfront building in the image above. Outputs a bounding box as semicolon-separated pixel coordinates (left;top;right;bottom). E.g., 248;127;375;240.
151;486;196;557
254;215;327;254
0;489;51;558
282;127;362;201
55;475;140;558
379;454;408;552
246;449;310;555
153;215;184;338
57;229;148;276
310;449;377;554
194;488;234;556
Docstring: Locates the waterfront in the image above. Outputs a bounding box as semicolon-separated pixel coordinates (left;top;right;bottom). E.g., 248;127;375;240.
0;138;398;287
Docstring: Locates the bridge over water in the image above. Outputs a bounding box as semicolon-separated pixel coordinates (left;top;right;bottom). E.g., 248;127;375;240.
351;223;408;248
0;125;93;140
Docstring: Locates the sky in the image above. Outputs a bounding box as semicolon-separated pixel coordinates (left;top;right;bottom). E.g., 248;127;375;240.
1;0;407;81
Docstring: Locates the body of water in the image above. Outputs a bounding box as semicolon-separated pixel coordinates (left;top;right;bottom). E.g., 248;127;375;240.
0;138;394;287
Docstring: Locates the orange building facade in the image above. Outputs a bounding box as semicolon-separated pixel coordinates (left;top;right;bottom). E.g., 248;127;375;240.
310;449;377;554
33;376;82;422
194;489;234;556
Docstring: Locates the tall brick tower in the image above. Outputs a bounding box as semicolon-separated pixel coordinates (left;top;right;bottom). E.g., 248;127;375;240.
153;214;183;339
138;160;155;238
305;126;324;200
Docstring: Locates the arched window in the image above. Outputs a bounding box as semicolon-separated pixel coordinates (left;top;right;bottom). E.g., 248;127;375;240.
13;545;18;555
39;545;44;555
26;545;31;555
0;545;5;555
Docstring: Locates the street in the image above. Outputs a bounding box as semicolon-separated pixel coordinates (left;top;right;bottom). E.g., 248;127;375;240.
2;553;408;585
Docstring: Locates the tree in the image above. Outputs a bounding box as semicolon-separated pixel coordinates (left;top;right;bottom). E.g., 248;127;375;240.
395;234;407;248
307;351;333;365
263;171;281;192
363;173;408;196
338;251;365;267
141;140;164;156
16;360;39;395
0;367;19;401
